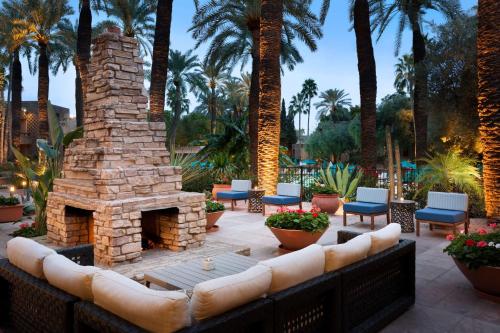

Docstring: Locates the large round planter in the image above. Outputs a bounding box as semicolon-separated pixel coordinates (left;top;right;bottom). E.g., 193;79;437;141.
453;258;500;303
0;204;23;223
206;211;224;230
269;227;326;251
212;184;231;200
311;194;340;214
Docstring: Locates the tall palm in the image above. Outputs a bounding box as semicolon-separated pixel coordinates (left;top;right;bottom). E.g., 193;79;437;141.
223;75;249;117
301;78;318;137
11;0;73;141
371;0;461;158
98;0;155;55
0;49;8;163
149;0;173;122
477;0;500;218
288;93;306;143
394;53;414;97
314;89;352;122
191;0;323;178
167;49;202;149
258;0;283;194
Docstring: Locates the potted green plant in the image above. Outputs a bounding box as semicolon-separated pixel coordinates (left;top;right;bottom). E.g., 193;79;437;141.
265;208;330;250
310;182;340;214
443;224;500;302
0;195;23;223
205;200;225;231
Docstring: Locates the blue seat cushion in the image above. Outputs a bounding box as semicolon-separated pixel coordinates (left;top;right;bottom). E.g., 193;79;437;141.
416;207;466;223
217;191;249;200
343;201;388;214
262;195;300;205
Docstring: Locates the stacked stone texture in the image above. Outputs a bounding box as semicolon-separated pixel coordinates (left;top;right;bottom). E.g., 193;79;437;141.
46;30;206;266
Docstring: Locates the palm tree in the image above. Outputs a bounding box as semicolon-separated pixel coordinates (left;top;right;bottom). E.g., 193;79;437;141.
190;0;323;178
258;0;283;194
223;74;249;117
98;0;155;55
288;93;306;143
11;0;73;141
371;0;461;158
167;49;203;149
314;88;352;122
394;53;414;97
301;78;318;137
149;0;173;122
0;49;8;163
477;0;500;218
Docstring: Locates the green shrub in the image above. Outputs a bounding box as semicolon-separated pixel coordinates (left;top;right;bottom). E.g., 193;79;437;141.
0;196;20;206
265;208;330;232
205;200;225;213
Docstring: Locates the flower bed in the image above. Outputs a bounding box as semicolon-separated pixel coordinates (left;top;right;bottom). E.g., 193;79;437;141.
265;208;329;232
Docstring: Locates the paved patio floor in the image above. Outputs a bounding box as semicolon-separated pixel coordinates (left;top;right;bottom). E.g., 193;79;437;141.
0;202;499;332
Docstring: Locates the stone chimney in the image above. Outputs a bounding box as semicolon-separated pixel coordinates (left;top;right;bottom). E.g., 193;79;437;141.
46;30;206;266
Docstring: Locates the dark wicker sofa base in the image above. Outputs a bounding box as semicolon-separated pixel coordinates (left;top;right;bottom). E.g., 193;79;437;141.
0;244;94;333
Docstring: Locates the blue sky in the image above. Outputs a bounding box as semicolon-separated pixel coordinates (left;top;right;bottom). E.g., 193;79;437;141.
18;0;477;131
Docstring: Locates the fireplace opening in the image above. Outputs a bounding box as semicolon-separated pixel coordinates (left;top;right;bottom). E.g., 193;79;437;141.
64;206;94;245
141;207;179;250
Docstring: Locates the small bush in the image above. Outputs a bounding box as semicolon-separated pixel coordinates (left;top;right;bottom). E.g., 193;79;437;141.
0;196;20;206
205;200;225;213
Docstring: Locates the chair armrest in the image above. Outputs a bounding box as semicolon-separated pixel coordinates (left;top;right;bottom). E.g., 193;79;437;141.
337;230;362;244
57;244;94;266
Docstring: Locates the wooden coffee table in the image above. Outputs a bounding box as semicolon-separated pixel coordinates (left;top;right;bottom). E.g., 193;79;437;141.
144;253;258;291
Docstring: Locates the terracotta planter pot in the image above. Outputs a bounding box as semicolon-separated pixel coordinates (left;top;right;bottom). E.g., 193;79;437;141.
206;211;224;230
0;204;23;223
311;194;340;214
453;258;500;303
269;227;326;251
212;184;231;200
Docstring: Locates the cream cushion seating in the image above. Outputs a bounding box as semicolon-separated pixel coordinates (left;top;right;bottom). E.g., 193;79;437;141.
324;234;372;272
43;253;101;301
6;237;56;279
191;264;272;321
366;223;401;256
259;244;325;294
92;270;190;333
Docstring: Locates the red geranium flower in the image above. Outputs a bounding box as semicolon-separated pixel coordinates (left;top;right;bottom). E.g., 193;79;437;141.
478;228;488;235
476;241;488;248
446;234;455;241
465;239;476;247
312;213;318;218
489;223;497;228
297;209;304;214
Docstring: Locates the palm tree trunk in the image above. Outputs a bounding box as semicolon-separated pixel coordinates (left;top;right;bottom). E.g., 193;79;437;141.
0;73;5;163
409;5;428;159
11;49;22;150
76;0;92;127
249;25;260;179
258;0;283;194
210;86;216;134
38;42;49;141
298;112;301;143
75;63;83;127
354;0;377;170
477;0;500;218
307;99;311;137
150;0;173;123
168;83;182;149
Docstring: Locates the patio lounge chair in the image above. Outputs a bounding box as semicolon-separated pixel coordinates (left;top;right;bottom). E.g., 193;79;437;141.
343;187;390;230
415;191;469;236
216;180;252;211
262;183;302;216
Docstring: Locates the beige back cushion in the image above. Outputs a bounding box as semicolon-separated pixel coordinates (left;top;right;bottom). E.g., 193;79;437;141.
6;237;56;279
43;254;101;301
324;234;372;272
92;270;190;333
259;244;325;294
366;223;401;256
191;264;272;321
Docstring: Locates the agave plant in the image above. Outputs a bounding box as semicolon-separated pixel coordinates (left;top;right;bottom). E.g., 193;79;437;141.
169;150;209;188
318;163;363;200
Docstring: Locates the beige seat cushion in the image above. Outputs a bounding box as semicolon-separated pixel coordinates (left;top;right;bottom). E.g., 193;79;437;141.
366;223;401;256
259;244;325;294
191;264;272;321
6;237;56;279
324;234;372;272
92;270;190;333
43;254;101;301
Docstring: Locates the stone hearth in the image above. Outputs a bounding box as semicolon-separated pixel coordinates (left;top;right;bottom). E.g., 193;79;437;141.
46;29;206;266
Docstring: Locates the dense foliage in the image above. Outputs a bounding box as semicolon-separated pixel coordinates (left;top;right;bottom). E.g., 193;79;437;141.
205;200;225;213
0;195;20;206
444;225;500;269
310;183;338;195
265;208;330;233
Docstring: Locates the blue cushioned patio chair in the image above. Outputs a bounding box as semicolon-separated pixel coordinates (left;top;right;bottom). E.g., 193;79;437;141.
216;180;252;211
415;191;469;236
343;187;390;230
262;183;302;216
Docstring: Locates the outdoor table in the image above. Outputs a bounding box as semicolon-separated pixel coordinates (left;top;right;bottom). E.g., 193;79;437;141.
248;189;265;213
144;252;258;292
390;200;416;233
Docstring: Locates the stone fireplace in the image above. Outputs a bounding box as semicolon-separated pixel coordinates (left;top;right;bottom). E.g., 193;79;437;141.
46;29;206;266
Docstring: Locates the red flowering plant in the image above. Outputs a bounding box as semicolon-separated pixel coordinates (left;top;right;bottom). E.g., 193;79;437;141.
265;207;330;232
443;224;500;269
